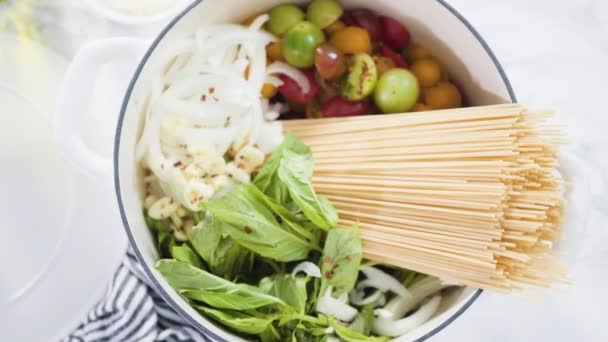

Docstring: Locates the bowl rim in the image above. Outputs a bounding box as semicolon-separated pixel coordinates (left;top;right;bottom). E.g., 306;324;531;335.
114;0;516;340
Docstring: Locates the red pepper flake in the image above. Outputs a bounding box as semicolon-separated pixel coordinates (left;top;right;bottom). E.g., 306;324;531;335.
178;143;188;149
324;271;333;279
173;161;183;168
161;163;165;169
193;124;202;128
201;94;207;102
208;87;215;94
244;226;253;234
346;254;353;261
324;257;333;264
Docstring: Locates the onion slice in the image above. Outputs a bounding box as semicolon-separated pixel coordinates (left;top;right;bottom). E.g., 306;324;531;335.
292;261;322;278
384;276;451;319
372;295;442;337
357;266;411;298
316;288;358;322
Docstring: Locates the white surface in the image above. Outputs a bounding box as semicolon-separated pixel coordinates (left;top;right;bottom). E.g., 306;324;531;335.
0;34;127;341
430;1;608;341
2;0;607;341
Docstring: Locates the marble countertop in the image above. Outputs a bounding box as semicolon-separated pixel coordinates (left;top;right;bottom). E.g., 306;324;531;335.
2;0;607;341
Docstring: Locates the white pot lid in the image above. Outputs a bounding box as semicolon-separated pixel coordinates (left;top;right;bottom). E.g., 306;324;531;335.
0;33;127;341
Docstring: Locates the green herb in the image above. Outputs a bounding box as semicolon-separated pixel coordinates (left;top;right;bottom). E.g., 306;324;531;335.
194;306;280;335
189;214;250;279
319;226;363;300
333;322;390;342
349;305;375;336
259;274;309;314
204;184;318;262
170;244;203;269
156;259;284;310
278;148;338;230
254;133;338;230
254;133;309;202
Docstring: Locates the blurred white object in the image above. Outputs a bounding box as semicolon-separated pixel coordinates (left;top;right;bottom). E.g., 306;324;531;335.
87;0;190;25
0;33;127;341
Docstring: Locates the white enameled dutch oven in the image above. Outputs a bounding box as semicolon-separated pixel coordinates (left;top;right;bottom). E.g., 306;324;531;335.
56;0;517;340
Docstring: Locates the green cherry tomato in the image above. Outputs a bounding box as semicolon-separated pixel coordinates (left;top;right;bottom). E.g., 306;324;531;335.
374;68;419;113
267;4;305;36
341;53;378;101
307;0;344;28
282;21;326;68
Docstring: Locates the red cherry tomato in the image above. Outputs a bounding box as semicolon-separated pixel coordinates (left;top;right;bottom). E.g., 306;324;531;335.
315;43;346;80
322;96;371;117
379;15;410;50
380;44;408;68
278;69;319;103
346;9;383;41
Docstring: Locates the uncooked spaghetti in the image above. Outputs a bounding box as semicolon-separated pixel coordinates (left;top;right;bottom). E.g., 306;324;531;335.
282;103;567;292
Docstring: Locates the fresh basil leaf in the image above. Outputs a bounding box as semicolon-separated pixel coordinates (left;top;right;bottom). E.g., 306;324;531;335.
254;133;310;198
349;305;375;336
156;259;284;310
189;215;250;279
253;133;338;230
204;184;316;262
195;306;279;335
278;148;338;230
157;230;176;259
181;287;277;311
319;227;363;300
251;186;321;246
259;274;309;314
170;244;203;269
333;323;390;342
259;323;282;342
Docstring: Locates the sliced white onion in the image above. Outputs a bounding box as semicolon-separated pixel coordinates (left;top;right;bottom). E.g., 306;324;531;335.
357;266;411;298
292;261;322;278
266;61;310;93
384;276;451;319
248;14;269;31
372;295;442;337
316;288;358;322
326;337;340;342
264;75;284;87
350;289;384;306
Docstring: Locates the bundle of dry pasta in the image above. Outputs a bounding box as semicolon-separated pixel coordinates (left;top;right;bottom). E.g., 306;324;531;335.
281;103;567;292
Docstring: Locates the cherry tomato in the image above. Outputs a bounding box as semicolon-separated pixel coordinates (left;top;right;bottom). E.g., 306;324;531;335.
314;43;346;80
380;44;408;68
346;9;383;41
278;69;319;103
322;96;372;117
374;68;419;113
283;21;326;68
307;0;343;28
267;4;305;36
379;15;410;50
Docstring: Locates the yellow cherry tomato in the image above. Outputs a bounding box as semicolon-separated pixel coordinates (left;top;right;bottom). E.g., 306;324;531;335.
410;59;442;87
330;26;372;55
261;83;277;98
325;20;346;35
404;42;432;62
424;81;463;109
266;42;285;61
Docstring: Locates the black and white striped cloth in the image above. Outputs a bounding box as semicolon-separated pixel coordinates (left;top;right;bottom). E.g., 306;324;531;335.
62;248;209;342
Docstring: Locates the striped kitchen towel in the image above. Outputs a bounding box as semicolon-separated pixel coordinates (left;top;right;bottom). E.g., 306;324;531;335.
62;248;209;342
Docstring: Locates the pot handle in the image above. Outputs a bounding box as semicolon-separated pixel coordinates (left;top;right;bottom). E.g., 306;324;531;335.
55;37;149;178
